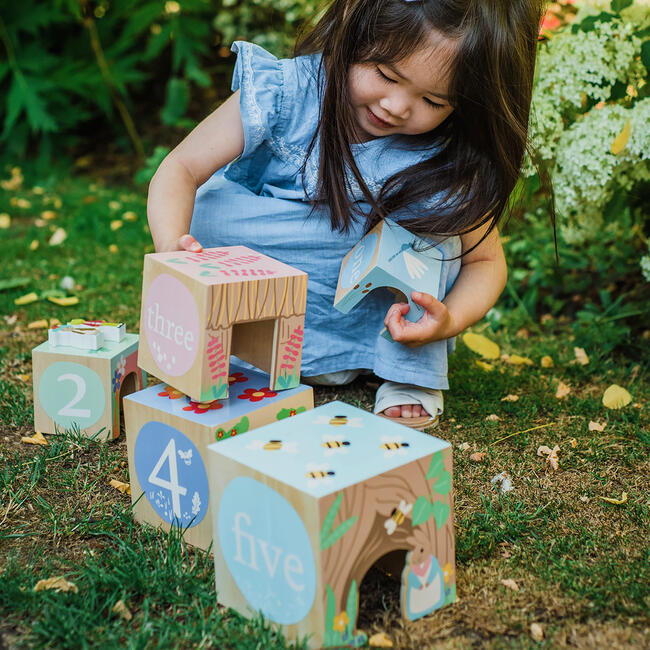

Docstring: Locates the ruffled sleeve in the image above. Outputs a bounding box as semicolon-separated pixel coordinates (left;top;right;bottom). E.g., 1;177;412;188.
230;41;285;160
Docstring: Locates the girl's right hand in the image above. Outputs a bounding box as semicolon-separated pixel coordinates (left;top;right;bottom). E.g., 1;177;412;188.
158;234;204;253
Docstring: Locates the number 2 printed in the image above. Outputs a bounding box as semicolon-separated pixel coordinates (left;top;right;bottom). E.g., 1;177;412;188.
57;373;91;418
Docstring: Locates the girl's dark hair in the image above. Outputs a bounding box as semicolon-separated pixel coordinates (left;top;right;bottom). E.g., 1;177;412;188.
295;0;548;247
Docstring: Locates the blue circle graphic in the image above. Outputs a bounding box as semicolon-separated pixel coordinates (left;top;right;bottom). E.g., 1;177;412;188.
218;477;316;624
134;421;209;527
340;232;378;289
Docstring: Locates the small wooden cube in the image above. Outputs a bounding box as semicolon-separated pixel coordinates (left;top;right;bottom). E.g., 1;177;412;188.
207;401;455;648
124;359;314;550
32;332;145;441
137;246;307;402
334;219;443;340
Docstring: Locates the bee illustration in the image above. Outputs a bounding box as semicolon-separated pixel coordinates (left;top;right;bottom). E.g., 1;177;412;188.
246;439;298;453
321;434;350;455
305;463;335;488
313;415;364;428
177;449;193;466
384;500;413;535
380;435;410;457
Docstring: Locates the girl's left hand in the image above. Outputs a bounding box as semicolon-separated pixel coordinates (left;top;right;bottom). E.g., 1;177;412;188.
384;291;455;347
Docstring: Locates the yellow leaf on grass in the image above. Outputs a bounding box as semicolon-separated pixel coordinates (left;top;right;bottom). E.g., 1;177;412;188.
14;292;39;306
506;354;534;366
110;479;131;495
48;228;67;246
555;381;571;399
109;244;119;254
485;414;500;421
122;211;138;221
369;632;394;648
16;373;31;382
0;213;10;229
589;420;605;432
500;578;519;591
29;239;39;251
470;452;486;462
501;394;519;402
110;220;123;231
599;492;627;505
34;576;78;593
475;360;494;371
574;347;589;365
610;119;631;155
27;319;49;330
530;622;544;642
41;210;57;221
47;296;79;306
540;355;554;368
462;332;500;359
602;384;632;409
112;599;133;621
21;431;48;446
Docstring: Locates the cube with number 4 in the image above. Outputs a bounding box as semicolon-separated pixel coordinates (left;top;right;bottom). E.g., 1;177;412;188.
32;329;145;441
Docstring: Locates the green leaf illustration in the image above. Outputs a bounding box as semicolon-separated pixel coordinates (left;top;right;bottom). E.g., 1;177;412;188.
426;450;444;480
411;496;433;526
320;493;343;550
232;416;249;435
345;580;358;637
432;470;451;495
445;583;456;606
322;515;358;551
324;584;337;645
432;501;450;529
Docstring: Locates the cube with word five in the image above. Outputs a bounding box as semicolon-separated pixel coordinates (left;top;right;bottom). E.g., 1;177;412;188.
123;359;313;551
207;401;455;648
138;246;307;402
334;218;443;341
32;324;145;441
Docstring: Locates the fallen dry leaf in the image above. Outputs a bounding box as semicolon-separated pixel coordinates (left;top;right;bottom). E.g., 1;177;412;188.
485;414;500;421
505;354;534;366
458;442;471;451
540;355;554;368
462;332;500;359
602;384;632;410
16;373;31;382
0;213;10;229
530;622;544;642
27;319;49;330
501;394;519;402
569;438;577;448
49;318;61;328
41;210;57;221
555;381;571;399
14;292;39;306
21;431;48;446
112;599;133;621
110;479;131;495
29;239;39;251
574;347;589;365
537;444;560;470
122;211;138;221
475;360;494;371
109;244;119;254
48;227;67;246
110;220;123;231
470;452;486;462
369;632;393;648
500;578;519;591
47;296;79;307
599;492;628;505
610;118;631;155
33;576;78;593
589;420;606;432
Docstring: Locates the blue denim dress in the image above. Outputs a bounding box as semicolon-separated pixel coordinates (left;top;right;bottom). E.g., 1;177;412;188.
190;42;461;390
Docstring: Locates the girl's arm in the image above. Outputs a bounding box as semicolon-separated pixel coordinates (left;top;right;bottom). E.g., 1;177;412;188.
384;223;507;346
147;90;245;253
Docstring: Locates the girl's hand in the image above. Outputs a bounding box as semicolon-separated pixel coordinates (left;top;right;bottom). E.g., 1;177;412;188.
384;291;455;347
158;234;204;253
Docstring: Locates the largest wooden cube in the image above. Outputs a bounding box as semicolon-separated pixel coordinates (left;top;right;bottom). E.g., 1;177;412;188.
138;246;307;402
207;401;455;648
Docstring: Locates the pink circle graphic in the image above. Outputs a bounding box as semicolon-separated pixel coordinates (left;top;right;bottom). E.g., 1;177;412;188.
144;273;200;377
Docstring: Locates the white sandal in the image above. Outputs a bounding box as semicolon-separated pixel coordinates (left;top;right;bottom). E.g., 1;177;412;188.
373;381;443;430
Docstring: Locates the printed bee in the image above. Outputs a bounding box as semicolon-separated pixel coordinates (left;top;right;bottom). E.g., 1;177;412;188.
246;439;298;453
380;435;410;457
177;449;193;466
384;500;413;535
305;463;335;488
321;434;351;455
313;415;364;427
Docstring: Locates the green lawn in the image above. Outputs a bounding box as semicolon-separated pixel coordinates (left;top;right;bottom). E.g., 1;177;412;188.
1;161;648;649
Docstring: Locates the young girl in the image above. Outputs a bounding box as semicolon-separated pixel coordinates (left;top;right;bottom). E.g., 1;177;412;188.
147;0;543;429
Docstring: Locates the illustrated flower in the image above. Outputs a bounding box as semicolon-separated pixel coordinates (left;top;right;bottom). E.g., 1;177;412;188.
116;355;126;377
443;562;453;584
112;369;123;393
158;385;185;400
238;387;277;402
216;429;225;440
332;611;349;633
228;372;248;385
183;399;223;414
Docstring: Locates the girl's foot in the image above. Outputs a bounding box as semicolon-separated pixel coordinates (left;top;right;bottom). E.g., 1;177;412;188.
373;381;443;430
382;404;430;419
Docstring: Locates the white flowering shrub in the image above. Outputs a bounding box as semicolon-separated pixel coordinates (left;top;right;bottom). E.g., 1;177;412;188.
526;0;650;277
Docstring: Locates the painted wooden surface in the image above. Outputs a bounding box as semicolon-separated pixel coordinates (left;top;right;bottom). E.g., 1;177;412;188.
138;246;307;402
334;219;444;340
32;333;144;441
207;402;455;648
124;359;314;551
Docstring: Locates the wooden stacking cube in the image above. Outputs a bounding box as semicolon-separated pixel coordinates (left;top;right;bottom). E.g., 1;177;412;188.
335;219;443;340
207;401;455;648
138;246;307;402
124;359;314;550
32;331;145;441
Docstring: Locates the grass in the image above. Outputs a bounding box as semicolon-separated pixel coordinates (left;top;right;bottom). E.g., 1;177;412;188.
0;158;649;648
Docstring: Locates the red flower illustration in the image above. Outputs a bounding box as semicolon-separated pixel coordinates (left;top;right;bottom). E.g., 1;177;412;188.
238;387;277;402
228;372;248;385
158;385;185;400
183;399;223;414
216;429;225;440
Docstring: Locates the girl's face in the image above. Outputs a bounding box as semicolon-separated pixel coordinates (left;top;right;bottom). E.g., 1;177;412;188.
348;37;456;143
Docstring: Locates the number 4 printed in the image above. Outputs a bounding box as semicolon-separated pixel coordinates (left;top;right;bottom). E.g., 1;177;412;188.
148;438;187;518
